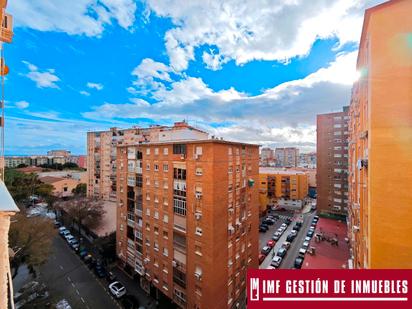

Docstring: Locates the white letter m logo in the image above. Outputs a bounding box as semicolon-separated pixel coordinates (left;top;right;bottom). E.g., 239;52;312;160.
250;278;259;301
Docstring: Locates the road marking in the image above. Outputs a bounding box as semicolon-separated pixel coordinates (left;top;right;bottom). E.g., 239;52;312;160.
81;297;85;303
67;276;71;282
59;265;64;270
76;289;80;295
71;282;75;288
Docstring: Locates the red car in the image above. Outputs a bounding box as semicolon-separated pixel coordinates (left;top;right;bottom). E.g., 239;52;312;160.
258;254;266;265
267;240;275;248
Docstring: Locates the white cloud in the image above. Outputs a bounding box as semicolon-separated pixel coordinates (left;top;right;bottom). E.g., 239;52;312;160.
80;90;91;96
8;0;137;37
83;51;357;149
87;82;104;90
15;101;30;109
22;61;60;88
145;0;385;71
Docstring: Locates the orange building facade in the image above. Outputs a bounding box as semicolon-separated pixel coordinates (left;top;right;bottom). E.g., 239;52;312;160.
116;140;259;308
348;0;412;269
259;168;308;214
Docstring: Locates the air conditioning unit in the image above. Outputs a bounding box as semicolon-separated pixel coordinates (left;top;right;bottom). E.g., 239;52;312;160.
172;260;177;267
353;225;360;232
144;257;150;264
194;153;199;160
194;273;202;281
195;212;202;220
195;193;202;199
180;154;186;160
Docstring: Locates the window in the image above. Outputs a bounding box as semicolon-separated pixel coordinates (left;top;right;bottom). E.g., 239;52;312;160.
163;180;168;189
163;197;168;205
163;247;168;256
174;197;187;216
146;208;150;216
195;245;202;256
163;147;168;155
195;167;203;176
228;166;233;173
146;148;150;155
154;164;159;171
63;187;68;192
146;163;150;170
155;148;159;155
173;144;186;155
154;242;159;251
163;164;169;172
163;214;168;223
154;226;159;234
146;223;150;231
146;177;150;185
163;230;168;239
173;168;186;180
146;193;150;200
195;146;202;155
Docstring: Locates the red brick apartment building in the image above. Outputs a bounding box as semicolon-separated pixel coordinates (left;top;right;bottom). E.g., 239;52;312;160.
116;140;259;308
316;107;349;217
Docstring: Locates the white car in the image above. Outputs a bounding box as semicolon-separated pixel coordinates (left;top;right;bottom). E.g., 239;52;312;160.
302;241;310;249
270;256;282;268
305;236;311;242
290;230;298;236
65;234;74;242
109;281;126;298
281;223;287;229
299;247;307;256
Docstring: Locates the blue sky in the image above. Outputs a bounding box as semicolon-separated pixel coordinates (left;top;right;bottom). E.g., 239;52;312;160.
5;0;384;155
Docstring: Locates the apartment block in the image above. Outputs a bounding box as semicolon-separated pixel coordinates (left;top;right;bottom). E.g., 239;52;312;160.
316;107;349;217
87;122;208;201
274;147;299;167
259;168;308;214
4;153;86;168
348;0;412;269
116;140;259;308
260;147;274;166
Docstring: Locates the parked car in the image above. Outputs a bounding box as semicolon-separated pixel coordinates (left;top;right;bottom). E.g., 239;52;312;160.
307;230;314;237
285;218;292;225
281;223;287;229
305;236;311;242
281;241;291;249
263;219;274;225
261;246;271;256
69;239;80;251
258;254;266;265
259;226;268;233
290;230;298;237
106;271;117;283
286;234;295;242
295;221;303;227
314;215;319;221
266;240;275;248
65;234;74;243
293;224;301;231
54;221;61;228
298;247;307;256
261;223;269;229
95;262;107;278
108;281;126;299
272;233;281;241
270;256;282;268
276;248;287;258
79;249;88;259
302;241;310;249
60;229;70;237
294;257;304;269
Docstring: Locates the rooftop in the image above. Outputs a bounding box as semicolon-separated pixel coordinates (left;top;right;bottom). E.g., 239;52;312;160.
118;138;260;148
259;167;307;175
39;176;67;184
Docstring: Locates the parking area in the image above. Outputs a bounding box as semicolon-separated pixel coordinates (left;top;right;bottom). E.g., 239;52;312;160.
259;209;318;269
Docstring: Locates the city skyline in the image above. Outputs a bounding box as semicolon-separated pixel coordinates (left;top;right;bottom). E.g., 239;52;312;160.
5;0;385;155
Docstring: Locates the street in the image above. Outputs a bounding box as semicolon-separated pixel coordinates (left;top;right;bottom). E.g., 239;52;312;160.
38;236;120;309
259;209;315;269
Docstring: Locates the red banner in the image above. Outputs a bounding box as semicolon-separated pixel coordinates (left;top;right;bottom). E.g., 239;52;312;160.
247;269;412;309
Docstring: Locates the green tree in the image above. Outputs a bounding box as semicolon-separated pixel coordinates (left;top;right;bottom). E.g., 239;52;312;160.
72;183;87;196
4;169;38;203
9;213;56;278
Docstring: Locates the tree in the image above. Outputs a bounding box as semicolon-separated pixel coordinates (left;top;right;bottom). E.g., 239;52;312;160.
63;162;79;169
72;183;87;197
56;197;105;231
9;213;56;278
16;163;28;168
4;169;39;203
5;169;57;206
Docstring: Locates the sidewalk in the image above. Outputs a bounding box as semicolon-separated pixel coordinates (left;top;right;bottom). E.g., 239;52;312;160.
111;267;157;309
